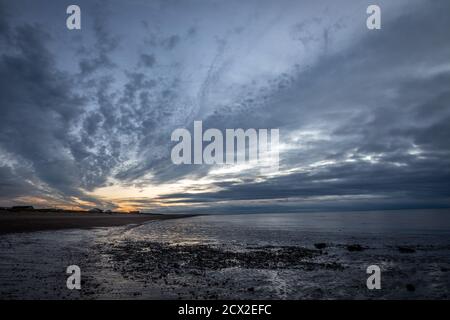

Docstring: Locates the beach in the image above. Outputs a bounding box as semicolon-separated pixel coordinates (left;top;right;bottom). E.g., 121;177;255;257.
1;210;449;299
0;211;194;235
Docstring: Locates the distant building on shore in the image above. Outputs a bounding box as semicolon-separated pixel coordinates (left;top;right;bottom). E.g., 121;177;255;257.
129;210;141;214
88;208;103;213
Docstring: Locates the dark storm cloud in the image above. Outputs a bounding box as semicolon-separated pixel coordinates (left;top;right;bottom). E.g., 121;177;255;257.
0;165;37;199
161;35;180;50
0;3;116;207
152;0;450;210
139;53;156;68
78;4;119;76
103;0;450;213
0;1;10;40
0;0;449;211
0;0;197;207
158;157;450;202
0;24;82;193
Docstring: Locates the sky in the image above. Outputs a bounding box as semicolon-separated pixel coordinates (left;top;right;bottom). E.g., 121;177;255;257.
0;0;449;213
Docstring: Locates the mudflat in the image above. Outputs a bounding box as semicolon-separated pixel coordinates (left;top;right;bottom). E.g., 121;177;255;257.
0;211;193;235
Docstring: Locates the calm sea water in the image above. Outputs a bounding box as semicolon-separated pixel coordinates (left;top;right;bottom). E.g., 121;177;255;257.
1;209;450;299
128;209;450;246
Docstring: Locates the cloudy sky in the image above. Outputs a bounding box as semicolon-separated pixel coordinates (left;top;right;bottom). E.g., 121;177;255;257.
0;0;449;213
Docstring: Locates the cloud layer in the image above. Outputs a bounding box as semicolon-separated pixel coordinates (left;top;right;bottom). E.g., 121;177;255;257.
0;0;449;212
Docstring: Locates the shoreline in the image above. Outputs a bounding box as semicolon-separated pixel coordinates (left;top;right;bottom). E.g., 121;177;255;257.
0;211;197;235
1;211;449;299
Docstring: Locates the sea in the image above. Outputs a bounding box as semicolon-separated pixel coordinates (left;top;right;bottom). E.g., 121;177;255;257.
1;209;449;299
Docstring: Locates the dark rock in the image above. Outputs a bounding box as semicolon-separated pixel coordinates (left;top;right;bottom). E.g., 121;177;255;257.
346;244;364;252
314;243;327;250
398;246;416;254
406;284;415;292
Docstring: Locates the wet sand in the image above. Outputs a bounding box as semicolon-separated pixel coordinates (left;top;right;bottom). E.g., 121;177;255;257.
1;211;449;299
0;211;195;235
